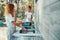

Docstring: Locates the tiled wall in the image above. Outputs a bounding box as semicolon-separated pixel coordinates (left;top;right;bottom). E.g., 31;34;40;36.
37;0;60;40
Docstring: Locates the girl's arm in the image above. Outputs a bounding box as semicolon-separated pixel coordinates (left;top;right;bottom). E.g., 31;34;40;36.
31;15;34;23
12;21;25;27
31;15;33;22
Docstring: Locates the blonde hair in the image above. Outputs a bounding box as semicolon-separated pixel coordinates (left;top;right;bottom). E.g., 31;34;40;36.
4;3;15;17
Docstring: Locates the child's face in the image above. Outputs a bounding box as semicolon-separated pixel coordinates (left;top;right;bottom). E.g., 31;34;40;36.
27;8;31;12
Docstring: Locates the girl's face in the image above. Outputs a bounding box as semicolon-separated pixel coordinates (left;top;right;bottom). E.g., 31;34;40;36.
27;8;31;12
5;4;15;16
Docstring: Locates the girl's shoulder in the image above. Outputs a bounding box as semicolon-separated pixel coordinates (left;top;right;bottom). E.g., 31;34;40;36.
5;13;12;18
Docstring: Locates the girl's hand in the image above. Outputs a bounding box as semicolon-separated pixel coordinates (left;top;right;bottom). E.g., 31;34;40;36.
16;22;20;26
18;21;25;24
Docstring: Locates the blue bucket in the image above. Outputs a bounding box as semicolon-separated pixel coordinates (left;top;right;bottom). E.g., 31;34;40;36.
0;21;4;27
22;22;31;27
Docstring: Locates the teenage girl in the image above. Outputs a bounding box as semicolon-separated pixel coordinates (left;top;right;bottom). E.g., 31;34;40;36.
4;3;24;40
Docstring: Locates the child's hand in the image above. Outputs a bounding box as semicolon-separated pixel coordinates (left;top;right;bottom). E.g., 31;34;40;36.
31;20;34;23
16;22;20;27
18;21;26;24
22;22;26;24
